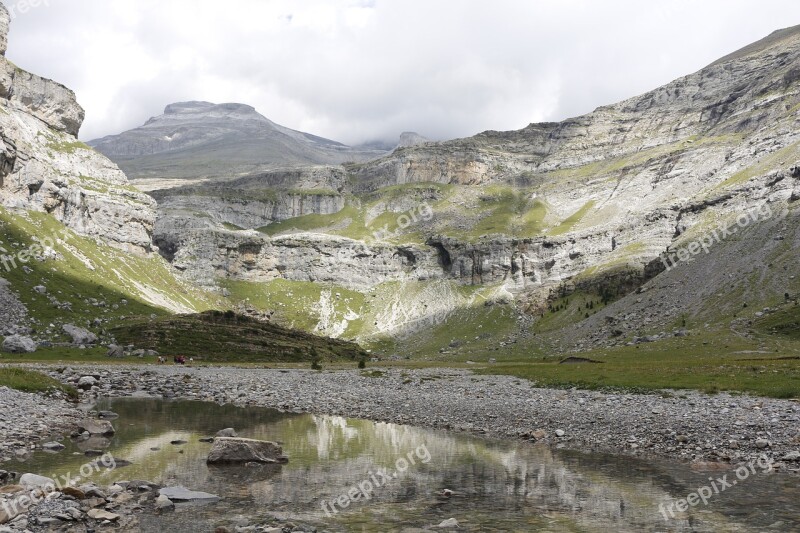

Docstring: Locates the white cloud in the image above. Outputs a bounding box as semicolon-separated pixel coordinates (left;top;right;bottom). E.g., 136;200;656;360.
4;0;800;144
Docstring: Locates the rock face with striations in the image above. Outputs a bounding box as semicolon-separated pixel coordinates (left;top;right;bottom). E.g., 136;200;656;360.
0;2;156;253
0;2;8;57
161;27;800;291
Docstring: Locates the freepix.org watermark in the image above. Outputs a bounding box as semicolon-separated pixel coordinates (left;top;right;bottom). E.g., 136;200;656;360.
1;453;117;519
658;454;774;520
661;204;773;271
320;444;431;517
371;202;433;242
5;0;50;19
0;230;69;273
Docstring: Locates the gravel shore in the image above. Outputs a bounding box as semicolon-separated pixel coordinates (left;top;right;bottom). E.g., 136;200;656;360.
19;364;800;472
0;386;81;465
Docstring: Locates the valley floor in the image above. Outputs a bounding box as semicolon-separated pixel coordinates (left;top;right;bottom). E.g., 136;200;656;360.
4;364;798;472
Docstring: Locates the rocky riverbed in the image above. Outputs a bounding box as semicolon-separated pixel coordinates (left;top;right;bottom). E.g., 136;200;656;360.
0;386;80;465
20;364;800;471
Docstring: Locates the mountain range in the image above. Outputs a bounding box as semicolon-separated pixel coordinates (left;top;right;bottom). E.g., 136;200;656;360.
1;9;799;362
88;101;390;182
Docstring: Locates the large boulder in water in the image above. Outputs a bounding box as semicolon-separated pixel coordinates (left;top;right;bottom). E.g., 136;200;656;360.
76;419;115;436
206;437;285;464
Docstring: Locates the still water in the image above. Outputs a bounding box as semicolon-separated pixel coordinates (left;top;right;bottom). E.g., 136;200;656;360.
11;398;800;532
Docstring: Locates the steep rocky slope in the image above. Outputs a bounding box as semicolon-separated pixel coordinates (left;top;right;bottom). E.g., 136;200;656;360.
89;101;387;182
132;26;800;354
0;3;220;348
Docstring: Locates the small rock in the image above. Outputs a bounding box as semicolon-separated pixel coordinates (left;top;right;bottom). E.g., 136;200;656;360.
19;473;55;490
437;517;459;529
86;509;120;521
215;428;237;438
555;429;566;437
158;486;220;503
61;487;85;500
77;376;97;390
155;494;175;511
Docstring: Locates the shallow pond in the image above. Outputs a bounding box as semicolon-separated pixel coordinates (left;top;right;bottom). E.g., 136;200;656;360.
10;398;800;532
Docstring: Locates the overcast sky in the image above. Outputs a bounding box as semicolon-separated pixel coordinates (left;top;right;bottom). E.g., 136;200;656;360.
5;0;800;144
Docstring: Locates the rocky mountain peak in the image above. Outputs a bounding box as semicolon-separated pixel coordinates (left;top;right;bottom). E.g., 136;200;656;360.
90;102;389;179
397;131;429;148
162;101;258;117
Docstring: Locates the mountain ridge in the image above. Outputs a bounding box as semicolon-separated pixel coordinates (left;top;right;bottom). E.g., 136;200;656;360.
88;101;388;181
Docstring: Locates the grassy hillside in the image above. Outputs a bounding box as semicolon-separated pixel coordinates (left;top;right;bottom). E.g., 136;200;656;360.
110;311;368;363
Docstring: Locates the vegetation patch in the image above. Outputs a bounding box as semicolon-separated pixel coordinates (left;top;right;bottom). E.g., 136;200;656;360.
110;311;367;363
479;333;800;399
0;367;78;398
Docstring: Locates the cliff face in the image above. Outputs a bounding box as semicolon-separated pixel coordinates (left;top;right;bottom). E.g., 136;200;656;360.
145;26;800;346
168;26;799;284
0;2;156;253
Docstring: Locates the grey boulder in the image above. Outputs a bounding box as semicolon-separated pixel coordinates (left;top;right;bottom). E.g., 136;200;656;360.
106;344;124;357
62;324;97;345
77;419;115;436
206;437;284;464
2;335;37;353
19;473;55;490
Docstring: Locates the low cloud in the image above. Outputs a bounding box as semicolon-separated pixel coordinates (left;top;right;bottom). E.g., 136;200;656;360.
6;0;799;144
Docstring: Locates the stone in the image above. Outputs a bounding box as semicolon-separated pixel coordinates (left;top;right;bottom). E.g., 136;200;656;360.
437;518;459;529
158;486;219;503
155;494;175;511
755;438;770;449
781;451;800;461
87;509;120;521
555;429;566;437
2;335;37;353
206;437;284;464
215;428;237;438
19;473;55;490
0;485;23;494
106;344;125;358
42;441;65;451
77;376;97;390
61;487;85;500
532;429;547;440
76;419;115;436
62;324;97;345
